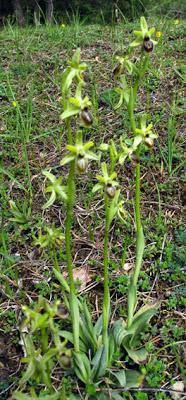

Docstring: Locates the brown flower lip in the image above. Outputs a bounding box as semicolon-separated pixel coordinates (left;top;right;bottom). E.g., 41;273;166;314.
143;38;153;53
60;355;72;369
106;185;116;198
113;63;123;77
80;107;93;126
76;157;88;173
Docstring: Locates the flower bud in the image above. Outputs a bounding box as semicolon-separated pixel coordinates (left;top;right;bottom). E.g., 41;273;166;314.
106;185;116;198
143;37;153;53
80;108;93;127
76;156;88;173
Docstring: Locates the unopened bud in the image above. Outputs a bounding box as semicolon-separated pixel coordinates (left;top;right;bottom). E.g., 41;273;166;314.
106;185;116;198
143;38;153;53
80;108;93;127
76;157;88;173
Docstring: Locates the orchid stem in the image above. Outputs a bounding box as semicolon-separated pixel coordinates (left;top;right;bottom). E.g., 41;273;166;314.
65;118;79;352
103;196;110;354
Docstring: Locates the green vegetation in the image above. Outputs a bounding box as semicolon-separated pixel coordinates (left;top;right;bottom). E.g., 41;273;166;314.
0;13;185;400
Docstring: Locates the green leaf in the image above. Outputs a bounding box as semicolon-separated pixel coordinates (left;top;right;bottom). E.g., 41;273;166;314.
112;319;129;347
125;347;148;364
125;369;144;389
80;301;98;350
91;345;107;380
129;303;158;347
110;370;126;386
73;352;91;384
94;315;103;336
53;268;70;293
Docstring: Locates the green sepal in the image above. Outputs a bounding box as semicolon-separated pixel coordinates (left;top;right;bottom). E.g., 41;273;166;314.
140;16;148;34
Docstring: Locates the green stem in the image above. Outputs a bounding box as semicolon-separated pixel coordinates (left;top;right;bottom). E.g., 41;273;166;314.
50;249;60;272
103;196;110;351
65;159;75;295
65;118;79;352
132;151;144;288
127;57;150;328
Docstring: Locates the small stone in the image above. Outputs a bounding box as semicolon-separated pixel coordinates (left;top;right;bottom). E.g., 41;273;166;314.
170;381;184;400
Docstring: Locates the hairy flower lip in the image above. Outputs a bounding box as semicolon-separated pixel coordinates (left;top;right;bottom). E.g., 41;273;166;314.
80;107;93;126
76;157;88;173
143;38;153;52
106;185;116;198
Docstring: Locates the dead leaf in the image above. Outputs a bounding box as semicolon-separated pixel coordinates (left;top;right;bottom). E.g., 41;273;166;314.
63;266;91;291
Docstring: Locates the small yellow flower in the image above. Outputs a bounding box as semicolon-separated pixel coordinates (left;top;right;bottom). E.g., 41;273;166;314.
174;19;180;25
60;23;66;29
156;31;162;38
12;101;17;108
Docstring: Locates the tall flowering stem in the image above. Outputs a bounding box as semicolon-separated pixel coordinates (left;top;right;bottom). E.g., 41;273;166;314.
127;54;149;328
103;196;110;351
65;117;79;352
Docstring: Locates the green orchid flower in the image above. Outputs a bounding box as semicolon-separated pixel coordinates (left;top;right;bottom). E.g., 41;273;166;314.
92;162;119;198
34;226;65;249
113;55;136;78
130;16;157;52
115;75;130;108
42;171;67;209
60;81;92;123
61;48;87;94
61;130;98;173
119;137;134;164
133;114;158;149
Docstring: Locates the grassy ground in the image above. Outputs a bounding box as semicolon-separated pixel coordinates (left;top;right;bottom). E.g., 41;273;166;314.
0;17;186;399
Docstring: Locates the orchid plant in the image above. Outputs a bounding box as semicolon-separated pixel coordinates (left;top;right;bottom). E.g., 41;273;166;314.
14;17;160;400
